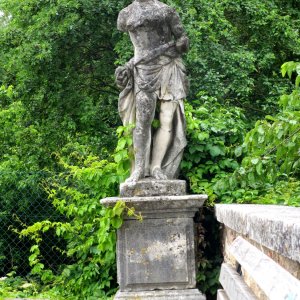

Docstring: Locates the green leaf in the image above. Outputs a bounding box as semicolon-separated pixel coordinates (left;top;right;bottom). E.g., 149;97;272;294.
296;64;300;75
116;126;124;136
117;138;127;150
30;245;39;253
296;75;300;89
281;62;288;77
235;146;243;157
251;158;259;165
42;225;50;232
113;201;125;216
111;217;123;229
197;132;209;141
208;145;224;157
256;162;263;175
114;152;122;163
257;125;264;135
238;167;246;175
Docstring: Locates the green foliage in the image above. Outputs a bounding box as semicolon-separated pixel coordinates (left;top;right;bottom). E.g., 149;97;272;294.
0;275;38;299
196;209;222;297
197;260;220;296
166;0;300;115
14;126;136;300
0;83;133;297
282;61;300;89
0;89;58;276
0;275;66;300
182;62;300;296
214;62;300;205
0;0;132;154
182;96;248;204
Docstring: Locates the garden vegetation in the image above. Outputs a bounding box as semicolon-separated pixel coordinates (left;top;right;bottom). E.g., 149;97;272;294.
0;0;299;299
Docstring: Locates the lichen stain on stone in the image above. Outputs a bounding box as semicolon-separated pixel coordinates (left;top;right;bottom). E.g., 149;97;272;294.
128;235;187;264
127;297;142;300
128;248;136;256
166;219;176;225
139;248;147;255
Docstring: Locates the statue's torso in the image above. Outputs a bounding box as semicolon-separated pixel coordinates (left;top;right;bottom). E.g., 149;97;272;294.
118;1;174;59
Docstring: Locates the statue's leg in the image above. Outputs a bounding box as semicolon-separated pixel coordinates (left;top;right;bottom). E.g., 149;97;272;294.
125;90;156;185
151;100;178;179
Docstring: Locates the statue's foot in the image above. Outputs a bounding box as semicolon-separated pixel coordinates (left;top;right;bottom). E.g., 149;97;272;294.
152;167;168;180
125;169;143;187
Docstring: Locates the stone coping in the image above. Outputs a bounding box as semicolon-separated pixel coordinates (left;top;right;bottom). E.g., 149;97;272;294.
215;204;300;263
101;195;207;211
219;263;256;300
228;236;300;299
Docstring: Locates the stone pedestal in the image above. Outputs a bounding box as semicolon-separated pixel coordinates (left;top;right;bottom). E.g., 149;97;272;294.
120;178;187;197
101;180;207;300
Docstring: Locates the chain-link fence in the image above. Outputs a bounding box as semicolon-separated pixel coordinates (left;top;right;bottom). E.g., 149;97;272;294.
0;171;69;277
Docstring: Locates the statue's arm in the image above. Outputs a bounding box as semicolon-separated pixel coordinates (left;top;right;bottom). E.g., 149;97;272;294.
169;8;189;54
117;9;127;32
115;58;134;90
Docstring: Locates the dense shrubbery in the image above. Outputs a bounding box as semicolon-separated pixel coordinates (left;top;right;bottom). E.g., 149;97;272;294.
0;95;133;298
180;62;300;206
0;0;300;298
214;62;300;205
182;96;248;203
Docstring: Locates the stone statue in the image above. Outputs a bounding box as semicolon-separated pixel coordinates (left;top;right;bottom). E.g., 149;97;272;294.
115;0;189;185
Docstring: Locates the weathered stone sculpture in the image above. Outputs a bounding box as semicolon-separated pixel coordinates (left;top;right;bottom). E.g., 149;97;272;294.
101;2;207;299
115;0;189;185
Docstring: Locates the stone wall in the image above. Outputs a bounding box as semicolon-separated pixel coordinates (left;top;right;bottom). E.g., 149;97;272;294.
215;204;300;300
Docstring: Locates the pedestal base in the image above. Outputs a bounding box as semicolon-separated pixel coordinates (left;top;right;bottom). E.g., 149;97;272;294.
101;181;207;300
120;179;186;197
114;289;206;300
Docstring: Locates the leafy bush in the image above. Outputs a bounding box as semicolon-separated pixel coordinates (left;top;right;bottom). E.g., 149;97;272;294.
214;62;300;205
182;95;248;204
181;62;300;297
0;86;133;298
165;0;300;115
14;127;136;300
0;91;59;276
0;275;65;300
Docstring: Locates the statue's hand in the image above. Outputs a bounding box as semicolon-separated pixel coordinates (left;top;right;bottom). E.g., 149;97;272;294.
115;66;130;89
164;46;178;58
175;36;189;54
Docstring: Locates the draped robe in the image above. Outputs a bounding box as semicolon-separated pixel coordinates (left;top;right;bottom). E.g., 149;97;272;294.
116;0;189;178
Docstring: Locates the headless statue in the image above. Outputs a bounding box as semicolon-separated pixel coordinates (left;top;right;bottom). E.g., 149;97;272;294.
115;0;189;185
